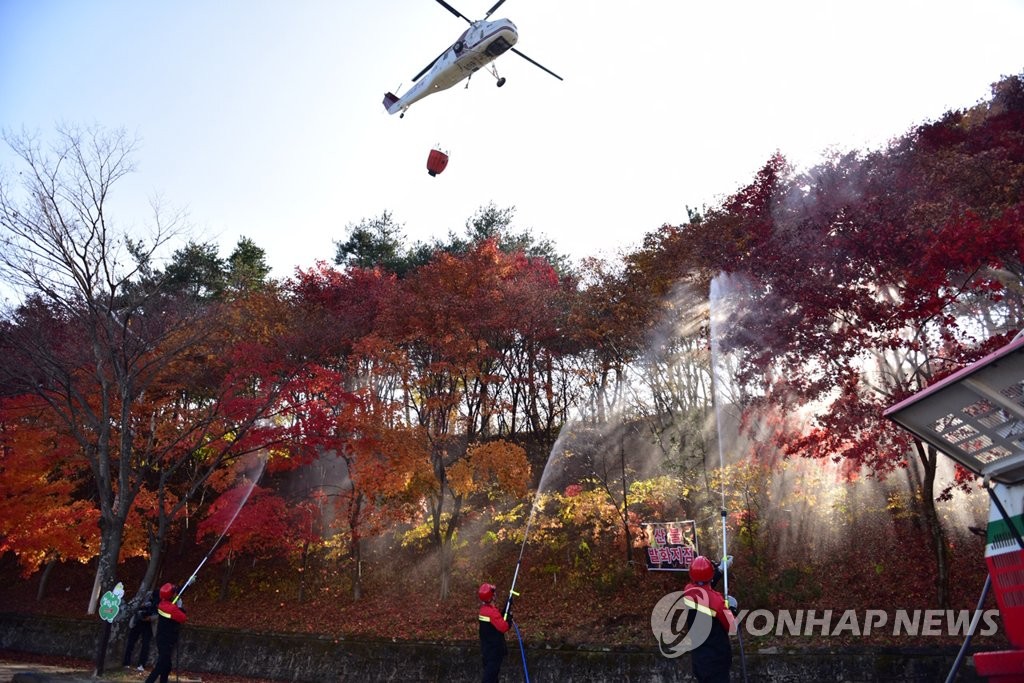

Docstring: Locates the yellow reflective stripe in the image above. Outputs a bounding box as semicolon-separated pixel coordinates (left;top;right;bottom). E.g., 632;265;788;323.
157;609;172;619
479;615;491;622
510;589;520;597
682;597;716;617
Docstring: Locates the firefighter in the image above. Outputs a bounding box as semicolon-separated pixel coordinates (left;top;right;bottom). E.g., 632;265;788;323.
683;556;737;683
144;582;187;683
477;582;510;683
122;587;159;670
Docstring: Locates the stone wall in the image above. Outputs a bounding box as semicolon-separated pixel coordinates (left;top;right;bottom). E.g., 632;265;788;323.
0;612;989;682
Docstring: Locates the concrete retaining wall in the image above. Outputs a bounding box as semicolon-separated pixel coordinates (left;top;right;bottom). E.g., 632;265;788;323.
0;612;988;682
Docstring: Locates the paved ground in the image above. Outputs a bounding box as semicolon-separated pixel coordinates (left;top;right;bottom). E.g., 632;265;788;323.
0;662;202;683
0;660;92;682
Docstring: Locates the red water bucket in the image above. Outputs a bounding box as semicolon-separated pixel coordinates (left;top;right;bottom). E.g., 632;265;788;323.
427;148;449;176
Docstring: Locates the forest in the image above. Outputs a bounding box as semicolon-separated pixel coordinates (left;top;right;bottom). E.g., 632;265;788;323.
0;72;1022;650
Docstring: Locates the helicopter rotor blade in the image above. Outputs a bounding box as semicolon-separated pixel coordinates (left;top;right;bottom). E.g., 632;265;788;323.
483;0;507;18
412;46;448;82
510;48;563;81
434;0;471;23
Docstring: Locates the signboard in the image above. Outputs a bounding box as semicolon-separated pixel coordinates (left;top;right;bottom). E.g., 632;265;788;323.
642;520;698;571
99;581;124;623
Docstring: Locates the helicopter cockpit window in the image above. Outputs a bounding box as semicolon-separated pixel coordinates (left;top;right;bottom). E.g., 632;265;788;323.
485;36;512;57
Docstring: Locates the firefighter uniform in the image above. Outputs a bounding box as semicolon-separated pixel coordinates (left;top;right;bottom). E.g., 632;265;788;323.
683;557;736;683
144;583;187;683
477;583;510;683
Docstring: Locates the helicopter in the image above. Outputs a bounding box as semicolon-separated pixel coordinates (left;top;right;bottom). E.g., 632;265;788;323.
383;0;562;118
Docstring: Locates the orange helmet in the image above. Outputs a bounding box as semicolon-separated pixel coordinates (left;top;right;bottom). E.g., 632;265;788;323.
477;583;496;603
689;556;714;583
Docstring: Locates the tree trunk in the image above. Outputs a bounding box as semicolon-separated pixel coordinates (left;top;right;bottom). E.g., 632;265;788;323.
916;442;950;609
89;511;127;610
435;495;462;601
140;524;167;604
219;555;233;602
298;542;310;604
620;434;632;564
36;558;57;602
90;517;127;674
438;542;452;601
94;621;112;677
350;537;362;602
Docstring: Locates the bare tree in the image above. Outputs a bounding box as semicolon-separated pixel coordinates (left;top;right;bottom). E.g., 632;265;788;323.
0;126;296;672
0;124;191;602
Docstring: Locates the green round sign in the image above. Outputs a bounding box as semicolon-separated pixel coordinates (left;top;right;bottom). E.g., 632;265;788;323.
99;581;124;623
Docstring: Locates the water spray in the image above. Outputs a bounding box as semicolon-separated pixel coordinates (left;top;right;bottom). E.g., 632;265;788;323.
502;432;570;683
709;274;749;683
504;429;570;622
175;456;267;602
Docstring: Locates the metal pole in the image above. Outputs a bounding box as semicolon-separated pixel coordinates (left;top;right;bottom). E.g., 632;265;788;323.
720;507;729;597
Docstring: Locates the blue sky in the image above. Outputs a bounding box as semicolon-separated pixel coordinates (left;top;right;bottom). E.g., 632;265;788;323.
2;0;1023;278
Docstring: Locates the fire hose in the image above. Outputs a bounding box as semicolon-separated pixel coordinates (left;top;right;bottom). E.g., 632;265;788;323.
505;544;529;681
512;619;530;683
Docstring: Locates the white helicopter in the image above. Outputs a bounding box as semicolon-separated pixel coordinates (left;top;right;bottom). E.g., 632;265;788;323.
383;0;562;118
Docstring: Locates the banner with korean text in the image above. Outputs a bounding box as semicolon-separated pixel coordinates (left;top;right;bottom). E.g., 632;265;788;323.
642;520;698;571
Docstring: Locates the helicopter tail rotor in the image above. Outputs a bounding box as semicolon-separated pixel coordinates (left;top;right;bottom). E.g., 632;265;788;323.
383;92;401;114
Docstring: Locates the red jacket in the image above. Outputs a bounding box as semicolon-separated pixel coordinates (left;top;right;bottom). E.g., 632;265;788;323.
682;582;734;634
478;603;509;634
154;591;187;654
156;599;187;624
682;581;735;679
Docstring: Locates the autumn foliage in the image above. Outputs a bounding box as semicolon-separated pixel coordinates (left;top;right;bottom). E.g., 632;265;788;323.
1;73;1023;650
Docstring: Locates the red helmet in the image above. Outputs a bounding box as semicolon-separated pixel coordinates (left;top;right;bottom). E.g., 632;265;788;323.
159;582;176;601
477;583;496;603
689;556;714;583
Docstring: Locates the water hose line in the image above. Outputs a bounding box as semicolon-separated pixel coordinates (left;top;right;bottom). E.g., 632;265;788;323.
504;493;540;680
943;573;991;683
503;554;528;681
512;619;531;683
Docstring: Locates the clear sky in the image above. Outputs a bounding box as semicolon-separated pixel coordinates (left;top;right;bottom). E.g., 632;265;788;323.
2;0;1023;279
